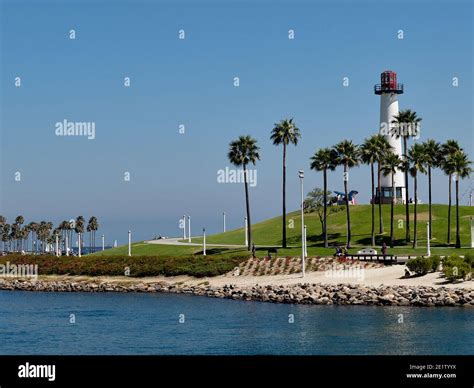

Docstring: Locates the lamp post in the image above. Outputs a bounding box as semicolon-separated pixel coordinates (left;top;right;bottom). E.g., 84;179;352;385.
304;225;307;257
55;234;59;257
470;217;474;248
299;169;305;278
102;234;105;251
244;216;248;246
223;212;226;233
188;216;191;243
128;230;131;257
203;228;206;256
183;215;186;240
426;222;431;257
78;233;82;257
65;234;69;256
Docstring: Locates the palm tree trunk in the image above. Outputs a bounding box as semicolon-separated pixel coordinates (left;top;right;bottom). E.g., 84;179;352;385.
413;174;418;248
377;163;383;233
344;164;351;248
428;166;432;240
403;137;410;243
243;164;252;250
455;178;460;248
323;168;328;248
390;174;395;248
447;174;452;244
370;162;375;246
282;144;287;248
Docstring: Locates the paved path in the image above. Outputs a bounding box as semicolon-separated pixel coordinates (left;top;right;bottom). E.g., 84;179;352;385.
145;238;285;249
145;238;245;248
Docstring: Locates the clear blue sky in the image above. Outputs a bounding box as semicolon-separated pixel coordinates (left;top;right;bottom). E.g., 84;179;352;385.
1;0;472;243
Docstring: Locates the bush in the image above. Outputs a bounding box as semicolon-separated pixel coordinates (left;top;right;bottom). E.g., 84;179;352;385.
431;255;441;272
463;252;473;269
406;257;432;276
0;253;249;278
443;259;471;282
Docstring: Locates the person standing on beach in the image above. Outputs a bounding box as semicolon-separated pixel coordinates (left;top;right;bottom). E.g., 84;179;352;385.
381;242;387;257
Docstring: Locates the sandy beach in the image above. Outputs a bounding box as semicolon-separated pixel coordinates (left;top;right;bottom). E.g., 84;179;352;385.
20;264;471;290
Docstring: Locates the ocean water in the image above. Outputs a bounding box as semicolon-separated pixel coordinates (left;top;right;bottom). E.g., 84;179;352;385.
0;290;472;355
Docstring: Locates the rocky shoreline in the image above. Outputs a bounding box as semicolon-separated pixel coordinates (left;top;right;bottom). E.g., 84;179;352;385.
0;278;473;307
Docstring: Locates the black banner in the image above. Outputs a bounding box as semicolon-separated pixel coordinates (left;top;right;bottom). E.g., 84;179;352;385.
0;356;471;387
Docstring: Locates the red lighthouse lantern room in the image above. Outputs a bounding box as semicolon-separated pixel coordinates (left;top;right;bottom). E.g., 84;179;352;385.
374;70;404;95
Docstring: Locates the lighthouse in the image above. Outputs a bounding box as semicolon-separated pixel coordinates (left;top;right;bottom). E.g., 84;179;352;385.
374;70;406;204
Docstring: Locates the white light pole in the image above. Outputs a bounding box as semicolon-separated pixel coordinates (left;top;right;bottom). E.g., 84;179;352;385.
188;216;191;243
78;233;82;257
65;234;69;256
55;234;59;257
128;230;132;257
244;216;248;246
299;169;305;278
426;222;431;257
470;217;474;248
102;234;105;251
183;215;186;240
304;225;307;257
203;228;206;256
223;212;226;233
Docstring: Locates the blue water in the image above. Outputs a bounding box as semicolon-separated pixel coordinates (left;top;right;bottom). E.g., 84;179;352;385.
0;291;472;355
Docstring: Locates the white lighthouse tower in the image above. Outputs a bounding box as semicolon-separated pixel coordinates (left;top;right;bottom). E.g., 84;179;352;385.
374;70;406;204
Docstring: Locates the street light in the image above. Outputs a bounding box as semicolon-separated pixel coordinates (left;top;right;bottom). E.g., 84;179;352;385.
102;234;105;251
55;234;59;257
188;216;191;243
426;222;431;257
223;212;226;233
299;169;305;278
78;233;82;257
244;216;248;246
128;230;132;257
203;228;206;256
304;225;307;257
183;215;186;240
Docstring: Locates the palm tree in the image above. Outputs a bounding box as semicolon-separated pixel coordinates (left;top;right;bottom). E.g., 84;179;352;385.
88;216;99;253
333;140;359;248
360;135;391;246
270;119;301;248
440;140;462;244
228;135;260;250
381;152;404;248
407;144;426;248
391;109;422;243
28;222;39;253
310;147;337;247
75;216;85;252
447;150;472;248
421;139;441;240
1;223;10;252
0;216;5;252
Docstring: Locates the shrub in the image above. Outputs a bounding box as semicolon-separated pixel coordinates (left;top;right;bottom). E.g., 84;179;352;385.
443;259;471;282
406;257;432;276
463;252;473;269
0;253;248;278
430;255;441;272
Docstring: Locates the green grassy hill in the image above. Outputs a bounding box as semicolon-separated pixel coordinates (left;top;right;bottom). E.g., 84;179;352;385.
95;204;473;257
193;204;473;246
